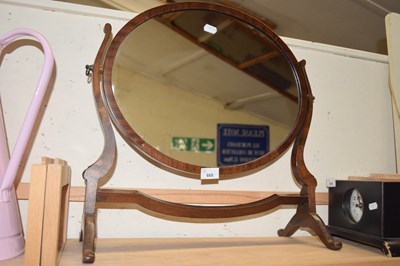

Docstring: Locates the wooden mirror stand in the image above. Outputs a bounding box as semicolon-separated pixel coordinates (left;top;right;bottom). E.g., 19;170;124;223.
80;3;342;263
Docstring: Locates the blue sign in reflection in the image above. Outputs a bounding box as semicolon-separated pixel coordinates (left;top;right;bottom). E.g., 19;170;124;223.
217;124;269;166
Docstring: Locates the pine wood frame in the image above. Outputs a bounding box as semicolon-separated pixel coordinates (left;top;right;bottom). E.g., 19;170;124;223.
24;158;71;266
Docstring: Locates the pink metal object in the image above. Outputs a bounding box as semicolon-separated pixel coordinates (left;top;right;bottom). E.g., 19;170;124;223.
0;29;54;261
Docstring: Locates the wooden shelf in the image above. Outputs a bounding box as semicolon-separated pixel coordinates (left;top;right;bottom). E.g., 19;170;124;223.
2;237;399;265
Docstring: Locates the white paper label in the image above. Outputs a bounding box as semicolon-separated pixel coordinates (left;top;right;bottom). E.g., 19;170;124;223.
369;202;378;211
201;168;220;180
326;178;336;188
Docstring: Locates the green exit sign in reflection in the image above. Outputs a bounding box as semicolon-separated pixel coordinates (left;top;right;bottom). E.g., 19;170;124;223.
172;137;215;153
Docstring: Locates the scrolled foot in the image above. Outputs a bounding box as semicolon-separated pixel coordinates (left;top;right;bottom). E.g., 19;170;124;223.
277;221;300;237
83;250;95;263
277;227;298;237
325;239;342;250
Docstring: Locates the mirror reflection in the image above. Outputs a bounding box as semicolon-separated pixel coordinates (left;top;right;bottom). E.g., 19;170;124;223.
112;10;298;167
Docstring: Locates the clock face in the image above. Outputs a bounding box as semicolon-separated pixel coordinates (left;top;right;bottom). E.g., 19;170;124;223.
344;189;364;223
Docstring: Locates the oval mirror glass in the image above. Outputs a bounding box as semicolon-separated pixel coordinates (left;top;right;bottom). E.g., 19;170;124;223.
104;4;303;176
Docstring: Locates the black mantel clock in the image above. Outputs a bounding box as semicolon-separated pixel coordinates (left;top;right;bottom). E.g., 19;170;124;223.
328;180;400;257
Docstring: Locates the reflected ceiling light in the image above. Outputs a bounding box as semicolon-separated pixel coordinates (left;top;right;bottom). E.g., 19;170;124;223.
203;24;217;34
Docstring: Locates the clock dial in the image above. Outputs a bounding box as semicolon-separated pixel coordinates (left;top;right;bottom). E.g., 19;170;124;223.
344;188;364;223
349;189;363;222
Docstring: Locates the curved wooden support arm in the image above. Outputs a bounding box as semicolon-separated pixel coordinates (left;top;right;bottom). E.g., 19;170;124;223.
291;60;317;190
82;23;116;187
81;24;116;264
290;60;319;214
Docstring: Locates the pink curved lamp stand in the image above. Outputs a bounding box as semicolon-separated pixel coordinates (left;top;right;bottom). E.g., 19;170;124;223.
0;28;54;261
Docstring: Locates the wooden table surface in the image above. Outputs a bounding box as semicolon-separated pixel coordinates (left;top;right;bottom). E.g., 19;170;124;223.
2;236;399;265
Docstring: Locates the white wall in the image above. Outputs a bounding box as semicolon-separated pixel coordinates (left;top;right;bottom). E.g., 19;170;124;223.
0;0;395;239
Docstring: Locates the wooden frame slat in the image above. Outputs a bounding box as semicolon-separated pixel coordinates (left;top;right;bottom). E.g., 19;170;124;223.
23;158;71;266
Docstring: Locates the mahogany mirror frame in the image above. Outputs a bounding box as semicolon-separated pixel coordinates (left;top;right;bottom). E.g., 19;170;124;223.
81;2;342;263
103;2;305;178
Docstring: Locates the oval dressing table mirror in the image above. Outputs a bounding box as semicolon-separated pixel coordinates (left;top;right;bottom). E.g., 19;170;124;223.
82;2;342;263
